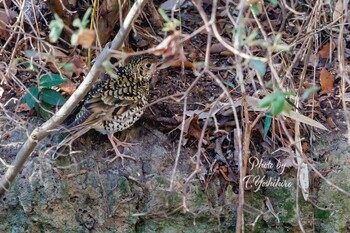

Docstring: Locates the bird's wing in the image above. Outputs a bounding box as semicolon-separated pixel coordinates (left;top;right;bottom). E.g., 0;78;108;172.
67;91;136;131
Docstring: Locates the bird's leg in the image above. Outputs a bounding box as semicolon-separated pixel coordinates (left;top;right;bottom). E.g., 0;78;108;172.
107;134;137;166
112;135;138;147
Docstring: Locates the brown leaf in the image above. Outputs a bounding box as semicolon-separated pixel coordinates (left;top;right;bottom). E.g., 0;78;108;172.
210;43;226;53
0;9;18;40
220;50;233;56
58;80;77;95
189;48;199;62
219;166;235;182
170;60;193;69
76;29;96;48
70;55;87;77
302;142;309;153
96;0;129;45
186;115;206;144
177;114;207;144
147;1;163;27
15;103;31;112
153;32;185;60
326;117;338;130
318;42;336;58
47;54;87;79
320;67;335;93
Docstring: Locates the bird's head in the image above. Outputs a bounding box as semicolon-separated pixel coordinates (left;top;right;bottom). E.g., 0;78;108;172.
127;54;160;82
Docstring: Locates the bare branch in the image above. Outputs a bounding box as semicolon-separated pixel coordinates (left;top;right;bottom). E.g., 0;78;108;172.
0;0;150;197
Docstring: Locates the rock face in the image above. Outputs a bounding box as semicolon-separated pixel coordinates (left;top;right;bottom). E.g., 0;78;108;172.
0;118;236;232
2;112;350;232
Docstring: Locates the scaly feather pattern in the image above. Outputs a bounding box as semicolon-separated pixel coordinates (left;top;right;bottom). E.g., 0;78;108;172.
55;54;159;165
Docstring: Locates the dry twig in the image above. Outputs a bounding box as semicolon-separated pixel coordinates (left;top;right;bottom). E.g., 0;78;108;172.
0;0;150;197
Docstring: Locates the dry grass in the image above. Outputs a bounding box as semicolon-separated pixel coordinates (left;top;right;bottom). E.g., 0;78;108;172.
0;0;350;232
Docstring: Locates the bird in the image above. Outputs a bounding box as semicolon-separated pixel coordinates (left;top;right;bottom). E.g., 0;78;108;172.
54;54;160;166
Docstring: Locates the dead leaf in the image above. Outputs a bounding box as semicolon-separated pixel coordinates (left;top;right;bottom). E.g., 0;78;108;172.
153;32;185;60
302;142;309;153
58;80;77;95
15;103;31;112
161;0;186;10
76;29;96;48
189;48;199;62
326;117;338;130
320;67;335;93
177;114;207;145
47;54;87;79
333;0;343;22
318;42;336;58
96;0;129;45
70;55;87;77
0;9;18;40
186;115;206;144
210;43;226;54
220;50;234;56
147;1;163;27
170;60;193;69
218;166;235;182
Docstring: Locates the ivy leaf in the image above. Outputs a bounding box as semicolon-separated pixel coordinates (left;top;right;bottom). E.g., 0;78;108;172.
40;88;66;106
39;73;68;87
22;86;39;109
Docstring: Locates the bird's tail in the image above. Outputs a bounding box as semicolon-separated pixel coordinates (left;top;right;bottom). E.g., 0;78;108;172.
52;126;91;159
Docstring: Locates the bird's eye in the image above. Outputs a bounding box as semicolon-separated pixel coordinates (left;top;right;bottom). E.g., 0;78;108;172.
145;62;152;68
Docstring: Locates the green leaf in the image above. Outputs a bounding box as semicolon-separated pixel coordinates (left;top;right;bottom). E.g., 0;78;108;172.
19;61;37;73
260;94;276;108
271;93;285;116
40;88;66;106
158;8;171;22
301;86;319;101
252;3;260;15
263;112;272;139
39;73;68;87
35;102;52;120
71;33;78;46
72;18;82;29
24;50;38;57
59;63;74;71
49;14;64;43
82;7;92;27
269;0;277;5
250;60;266;76
22;86;39;109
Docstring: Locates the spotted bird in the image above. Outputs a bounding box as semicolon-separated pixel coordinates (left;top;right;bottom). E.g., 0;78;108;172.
54;54;159;165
